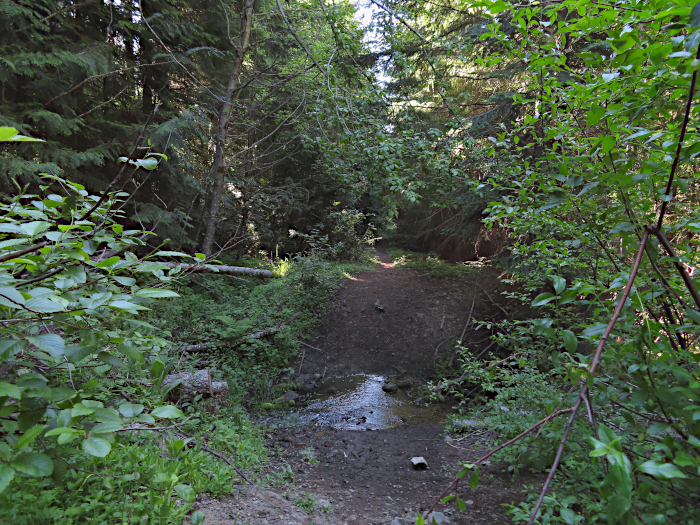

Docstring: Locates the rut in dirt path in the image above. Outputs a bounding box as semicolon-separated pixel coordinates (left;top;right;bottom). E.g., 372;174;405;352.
299;241;497;380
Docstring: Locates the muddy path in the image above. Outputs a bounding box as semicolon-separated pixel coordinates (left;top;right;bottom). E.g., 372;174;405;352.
200;242;526;525
299;242;493;380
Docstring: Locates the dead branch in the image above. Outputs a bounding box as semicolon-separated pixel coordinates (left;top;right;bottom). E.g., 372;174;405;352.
162;262;274;278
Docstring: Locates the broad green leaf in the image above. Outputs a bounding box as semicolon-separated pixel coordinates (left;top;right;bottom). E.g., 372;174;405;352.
20;221;51;236
624;129;653;141
27;334;65;358
13;424;48;450
0;464;14;493
685;307;700;324
116;343;144;363
560;508;576;525
562;330;578;353
489;0;508;14
91;422;123;434
469;470;479;488
81;400;104;409
71;403;96;417
0;339;26;360
119;403;144;417
16;372;46;388
24;298;64;313
65;345;96;364
0;286;25;308
0;238;29;250
135;262;170;272
58;433;80;445
532;292;557;306
134;157;158;170
108;300;150;311
97;351;126;368
151;405;184;419
601;135;616;154
113;276;136;286
134;288;180;299
174;484;195;503
135;413;156;424
10;452;53;477
606;495;631;523
0;381;21;399
552;275;566;295
96;256;120;268
82;437;111;457
0;127;19;141
153;251;191;257
0;127;43;142
692;0;700;28
581;323;608;339
637;460;687;479
45;427;83;437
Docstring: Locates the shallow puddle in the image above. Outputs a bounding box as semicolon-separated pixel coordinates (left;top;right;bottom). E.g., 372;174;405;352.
262;374;445;431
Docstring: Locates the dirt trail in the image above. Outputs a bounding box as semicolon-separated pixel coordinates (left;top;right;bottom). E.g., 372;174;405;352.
299;242;478;379
200;242;522;525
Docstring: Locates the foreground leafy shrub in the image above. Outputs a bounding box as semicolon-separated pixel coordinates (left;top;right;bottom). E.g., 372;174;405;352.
0;131;250;522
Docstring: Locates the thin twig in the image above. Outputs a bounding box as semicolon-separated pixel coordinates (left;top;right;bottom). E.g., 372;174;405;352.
175;431;253;485
120;416;193;432
649;225;700;311
424;408;575;518
298;348;305;374
657;44;700;227
64;357;75;390
300;341;323;352
458;299;475;343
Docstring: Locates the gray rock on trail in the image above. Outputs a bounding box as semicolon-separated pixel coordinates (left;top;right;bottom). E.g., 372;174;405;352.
410;456;428;469
277;391;299;402
382;382;398;392
425;512;450;524
298;383;315;394
392;512;449;525
453;418;487;429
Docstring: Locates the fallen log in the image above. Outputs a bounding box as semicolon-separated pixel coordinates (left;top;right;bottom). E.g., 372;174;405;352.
162;262;274;278
180;327;284;353
180;313;301;352
161;369;228;399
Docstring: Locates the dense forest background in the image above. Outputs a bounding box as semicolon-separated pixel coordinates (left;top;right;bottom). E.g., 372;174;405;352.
2;0;700;523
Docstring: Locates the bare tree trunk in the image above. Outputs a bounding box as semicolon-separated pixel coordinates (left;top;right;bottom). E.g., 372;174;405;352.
201;0;255;256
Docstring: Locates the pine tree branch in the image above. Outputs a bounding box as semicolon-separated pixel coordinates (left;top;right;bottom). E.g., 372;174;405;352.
20;0;100;33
